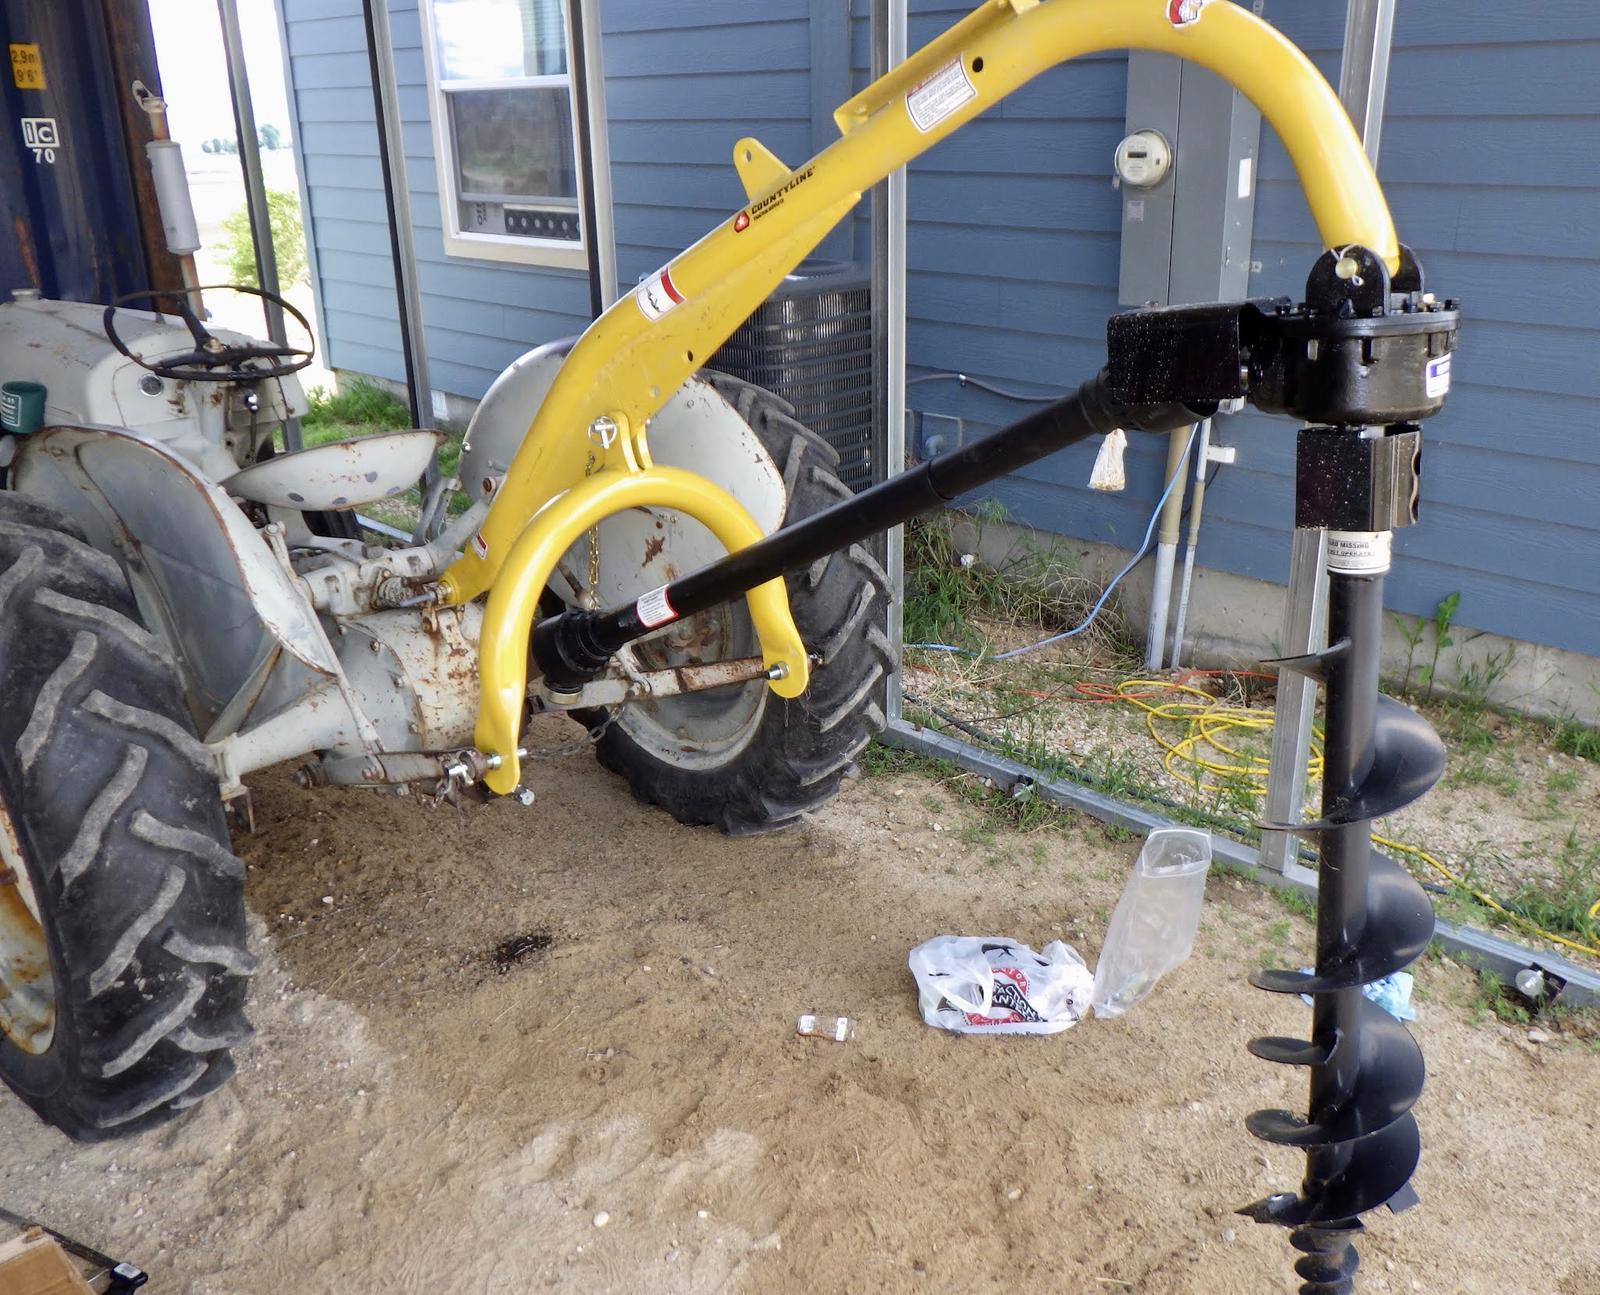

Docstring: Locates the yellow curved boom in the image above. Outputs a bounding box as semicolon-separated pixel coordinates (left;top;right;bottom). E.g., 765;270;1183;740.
446;0;1399;790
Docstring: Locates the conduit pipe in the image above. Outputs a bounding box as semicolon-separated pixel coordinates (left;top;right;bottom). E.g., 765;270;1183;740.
1144;422;1195;669
1168;416;1213;666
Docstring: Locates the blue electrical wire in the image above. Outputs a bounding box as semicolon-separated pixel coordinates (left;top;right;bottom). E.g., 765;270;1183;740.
907;423;1200;660
906;371;1062;403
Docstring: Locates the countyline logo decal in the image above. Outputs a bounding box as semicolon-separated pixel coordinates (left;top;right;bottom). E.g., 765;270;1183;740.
736;164;816;231
1168;0;1211;26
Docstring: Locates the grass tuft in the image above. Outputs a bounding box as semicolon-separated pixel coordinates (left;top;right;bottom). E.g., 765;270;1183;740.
1554;718;1600;762
1504;827;1600;946
296;377;467;528
304;376;412;435
901;508;1138;665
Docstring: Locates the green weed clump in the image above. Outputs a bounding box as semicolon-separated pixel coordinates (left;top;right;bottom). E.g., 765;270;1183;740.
1553;718;1600;763
902;507;1136;663
303;377;411;437
1504;827;1600;947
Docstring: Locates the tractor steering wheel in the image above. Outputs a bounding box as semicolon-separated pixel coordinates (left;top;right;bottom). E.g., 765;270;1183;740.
103;285;315;383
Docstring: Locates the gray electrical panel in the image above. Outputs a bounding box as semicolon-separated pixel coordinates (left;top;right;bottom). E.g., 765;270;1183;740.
1117;50;1263;307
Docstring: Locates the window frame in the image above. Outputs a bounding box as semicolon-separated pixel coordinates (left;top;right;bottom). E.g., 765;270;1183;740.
416;0;614;276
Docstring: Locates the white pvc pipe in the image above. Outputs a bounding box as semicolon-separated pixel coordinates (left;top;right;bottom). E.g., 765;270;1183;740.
1146;541;1178;671
1168;417;1213;667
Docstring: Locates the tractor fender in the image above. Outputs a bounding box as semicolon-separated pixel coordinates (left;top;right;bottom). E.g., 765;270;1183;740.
459;341;788;609
11;425;338;731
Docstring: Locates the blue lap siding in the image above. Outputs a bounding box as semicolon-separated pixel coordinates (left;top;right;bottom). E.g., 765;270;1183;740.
281;0;1600;655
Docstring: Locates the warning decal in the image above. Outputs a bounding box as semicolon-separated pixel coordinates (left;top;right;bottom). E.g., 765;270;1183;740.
636;585;677;629
634;266;684;322
9;43;44;91
471;531;489;560
1326;531;1392;575
1425;354;1451;399
905;57;976;134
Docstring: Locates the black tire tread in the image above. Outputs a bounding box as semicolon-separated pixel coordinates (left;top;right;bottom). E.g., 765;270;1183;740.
0;491;252;1141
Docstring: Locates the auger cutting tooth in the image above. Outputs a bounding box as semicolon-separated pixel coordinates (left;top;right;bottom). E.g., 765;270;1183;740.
1261;696;1445;833
1239;1113;1422;1228
1248;1035;1333;1067
1263;638;1351;683
1250;852;1435;994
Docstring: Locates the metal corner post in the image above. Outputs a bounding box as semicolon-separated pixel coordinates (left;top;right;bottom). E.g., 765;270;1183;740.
1257;0;1395;875
359;0;439;530
1336;0;1397;163
872;0;908;722
217;0;285;349
566;0;608;318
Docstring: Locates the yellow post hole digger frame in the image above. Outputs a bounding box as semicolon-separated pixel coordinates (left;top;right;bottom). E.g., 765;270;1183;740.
441;0;1402;795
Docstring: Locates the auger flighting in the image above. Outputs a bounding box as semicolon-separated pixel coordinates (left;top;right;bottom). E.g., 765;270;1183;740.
1237;245;1458;1294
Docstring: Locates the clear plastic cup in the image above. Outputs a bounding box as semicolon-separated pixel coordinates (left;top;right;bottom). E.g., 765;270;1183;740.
1091;828;1213;1019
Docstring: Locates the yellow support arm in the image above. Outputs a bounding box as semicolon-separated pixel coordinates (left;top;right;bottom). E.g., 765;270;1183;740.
475;467;808;795
445;0;1400;789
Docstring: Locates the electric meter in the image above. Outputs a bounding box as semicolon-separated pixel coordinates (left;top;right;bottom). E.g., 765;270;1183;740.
1113;129;1173;188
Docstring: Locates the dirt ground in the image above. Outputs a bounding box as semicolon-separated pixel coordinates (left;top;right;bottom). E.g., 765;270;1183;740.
5;737;1599;1295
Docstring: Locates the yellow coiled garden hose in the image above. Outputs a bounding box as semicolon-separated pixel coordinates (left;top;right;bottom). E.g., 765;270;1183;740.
1078;675;1600;962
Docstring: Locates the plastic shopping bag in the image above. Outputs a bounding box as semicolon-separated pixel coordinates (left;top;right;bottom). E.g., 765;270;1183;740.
1091;827;1212;1019
908;935;1094;1035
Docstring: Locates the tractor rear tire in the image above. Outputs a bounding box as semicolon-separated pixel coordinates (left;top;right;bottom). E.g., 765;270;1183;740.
582;375;893;834
0;491;253;1141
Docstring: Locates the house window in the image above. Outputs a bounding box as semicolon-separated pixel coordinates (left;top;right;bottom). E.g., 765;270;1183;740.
420;0;610;270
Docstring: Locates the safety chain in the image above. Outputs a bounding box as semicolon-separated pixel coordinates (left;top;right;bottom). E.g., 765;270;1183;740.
582;449;601;608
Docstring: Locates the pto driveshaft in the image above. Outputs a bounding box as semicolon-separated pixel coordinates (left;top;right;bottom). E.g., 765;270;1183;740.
530;372;1203;693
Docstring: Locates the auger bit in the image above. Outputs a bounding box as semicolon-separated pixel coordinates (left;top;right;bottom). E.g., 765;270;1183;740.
1237;246;1458;1294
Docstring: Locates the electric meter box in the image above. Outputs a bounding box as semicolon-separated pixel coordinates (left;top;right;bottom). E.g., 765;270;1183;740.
1117;50;1263;308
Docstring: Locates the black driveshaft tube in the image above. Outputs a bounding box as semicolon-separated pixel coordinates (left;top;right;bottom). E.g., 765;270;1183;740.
531;369;1203;690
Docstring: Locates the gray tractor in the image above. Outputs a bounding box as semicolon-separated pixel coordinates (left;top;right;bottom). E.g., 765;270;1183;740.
0;286;888;1139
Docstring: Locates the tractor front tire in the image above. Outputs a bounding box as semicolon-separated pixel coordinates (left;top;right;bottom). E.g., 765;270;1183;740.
0;492;253;1140
585;375;893;834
